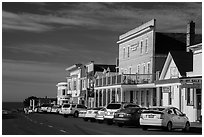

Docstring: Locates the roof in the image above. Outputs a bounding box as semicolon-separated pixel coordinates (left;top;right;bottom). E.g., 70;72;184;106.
94;64;116;72
170;51;193;76
155;32;202;54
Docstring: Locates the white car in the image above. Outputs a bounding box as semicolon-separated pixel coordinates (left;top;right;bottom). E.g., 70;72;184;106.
95;107;106;123
79;110;87;118
83;107;103;122
60;104;87;118
140;106;190;132
50;105;61;113
104;102;139;125
60;104;72;117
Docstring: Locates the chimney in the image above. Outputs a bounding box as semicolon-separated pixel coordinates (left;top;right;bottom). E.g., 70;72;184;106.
186;21;195;51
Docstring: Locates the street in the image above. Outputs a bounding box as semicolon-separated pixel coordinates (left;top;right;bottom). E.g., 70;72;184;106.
2;112;202;135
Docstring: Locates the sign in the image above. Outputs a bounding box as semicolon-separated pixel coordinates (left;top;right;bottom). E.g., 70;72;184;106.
163;87;170;93
130;44;139;51
180;79;202;84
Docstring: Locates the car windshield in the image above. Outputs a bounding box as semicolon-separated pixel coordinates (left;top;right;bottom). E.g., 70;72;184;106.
93;107;103;110
107;104;121;109
124;104;139;108
41;104;50;107
63;104;70;108
120;108;140;113
148;108;165;111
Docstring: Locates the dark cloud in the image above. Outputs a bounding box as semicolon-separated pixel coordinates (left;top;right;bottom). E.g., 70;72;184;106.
2;2;202;101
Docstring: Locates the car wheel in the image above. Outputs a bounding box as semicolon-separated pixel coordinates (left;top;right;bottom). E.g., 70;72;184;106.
90;119;96;122
183;122;190;132
142;126;148;130
74;111;79;118
97;120;103;123
117;123;124;127
107;120;113;125
167;122;173;131
83;118;88;121
64;114;68;118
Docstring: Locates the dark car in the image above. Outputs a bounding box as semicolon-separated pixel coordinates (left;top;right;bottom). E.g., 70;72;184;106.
113;107;146;127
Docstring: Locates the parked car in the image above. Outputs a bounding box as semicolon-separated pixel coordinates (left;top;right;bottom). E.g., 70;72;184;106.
60;104;87;118
70;104;87;118
83;107;104;122
95;107;106;123
79;109;87;118
104;102;139;125
40;104;53;113
50;105;61;113
113;107;146;127
140;106;190;132
60;104;72;117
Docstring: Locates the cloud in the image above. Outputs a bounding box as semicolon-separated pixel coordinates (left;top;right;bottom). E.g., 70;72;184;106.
5;43;71;55
2;2;202;33
2;59;67;84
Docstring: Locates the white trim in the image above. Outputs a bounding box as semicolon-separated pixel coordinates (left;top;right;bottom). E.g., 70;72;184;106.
156;83;181;87
117;27;152;44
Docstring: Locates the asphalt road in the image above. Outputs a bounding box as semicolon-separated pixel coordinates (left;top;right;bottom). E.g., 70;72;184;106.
2;112;202;135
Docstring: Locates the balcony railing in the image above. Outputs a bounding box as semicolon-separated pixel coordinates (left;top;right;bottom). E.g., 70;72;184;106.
95;73;155;87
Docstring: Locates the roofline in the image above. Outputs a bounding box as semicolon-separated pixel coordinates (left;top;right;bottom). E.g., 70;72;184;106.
65;64;82;71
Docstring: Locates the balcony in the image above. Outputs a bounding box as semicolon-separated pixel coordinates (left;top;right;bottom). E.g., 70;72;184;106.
95;73;155;87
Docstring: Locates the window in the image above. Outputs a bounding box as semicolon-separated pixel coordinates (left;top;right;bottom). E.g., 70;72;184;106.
123;47;125;59
174;108;183;116
147;62;150;74
145;38;148;53
73;80;77;90
127;47;130;57
129;66;132;74
137;64;140;74
68;82;71;90
169;91;172;105
62;89;66;95
140;40;143;54
170;67;178;78
187;88;194;106
143;64;146;74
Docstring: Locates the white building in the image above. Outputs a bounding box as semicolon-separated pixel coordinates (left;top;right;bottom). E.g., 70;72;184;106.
66;64;85;104
56;82;69;105
156;43;202;122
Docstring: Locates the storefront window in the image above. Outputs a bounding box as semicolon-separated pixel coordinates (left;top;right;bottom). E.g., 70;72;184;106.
187;88;194;106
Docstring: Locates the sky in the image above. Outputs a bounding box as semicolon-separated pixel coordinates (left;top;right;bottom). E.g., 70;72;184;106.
2;2;202;102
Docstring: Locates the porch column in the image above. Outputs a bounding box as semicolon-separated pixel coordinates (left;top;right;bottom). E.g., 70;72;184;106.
115;88;118;102
106;89;108;106
138;90;141;106
156;87;161;106
94;90;96;108
98;90;100;107
110;88;112;103
121;87;123;102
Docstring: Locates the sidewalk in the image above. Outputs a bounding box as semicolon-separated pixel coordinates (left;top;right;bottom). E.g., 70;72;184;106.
190;122;202;133
191;122;202;128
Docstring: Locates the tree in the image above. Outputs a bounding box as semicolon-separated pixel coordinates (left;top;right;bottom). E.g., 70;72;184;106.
23;96;39;107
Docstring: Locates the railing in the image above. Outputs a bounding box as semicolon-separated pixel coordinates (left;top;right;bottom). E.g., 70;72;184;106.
95;73;155;87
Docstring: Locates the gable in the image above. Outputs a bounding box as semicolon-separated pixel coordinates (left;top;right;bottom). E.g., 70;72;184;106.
163;59;181;80
159;53;181;80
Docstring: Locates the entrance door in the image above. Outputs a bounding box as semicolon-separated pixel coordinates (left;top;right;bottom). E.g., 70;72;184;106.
196;89;201;122
130;91;133;103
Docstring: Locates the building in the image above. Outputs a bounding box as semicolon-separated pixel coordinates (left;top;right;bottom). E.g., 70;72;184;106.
56;82;69;105
85;61;116;108
155;43;202;122
66;64;86;104
94;19;201;108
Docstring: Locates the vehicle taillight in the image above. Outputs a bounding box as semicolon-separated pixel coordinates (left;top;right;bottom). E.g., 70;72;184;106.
160;114;164;119
126;114;131;117
140;114;145;119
